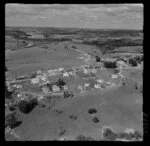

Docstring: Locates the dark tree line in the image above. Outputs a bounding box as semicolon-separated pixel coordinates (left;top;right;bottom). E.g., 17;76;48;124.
104;61;117;68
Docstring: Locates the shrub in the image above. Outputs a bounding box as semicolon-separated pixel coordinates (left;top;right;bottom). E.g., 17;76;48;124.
30;72;37;78
64;91;73;98
9;104;17;111
102;127;116;141
72;45;77;49
104;61;117;68
17;98;38;114
92;117;100;123
116;132;132;140
95;56;101;62
5;113;22;129
133;131;143;140
56;79;66;87
5;85;13;99
88;108;97;114
128;58;138;67
76;134;94;141
69;114;77;120
5;66;8;72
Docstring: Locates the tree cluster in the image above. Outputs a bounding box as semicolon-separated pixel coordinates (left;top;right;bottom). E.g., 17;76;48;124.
104;61;117;68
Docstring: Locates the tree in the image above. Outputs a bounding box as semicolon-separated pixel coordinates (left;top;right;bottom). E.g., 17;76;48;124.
56;78;66;87
5;113;22;129
95;56;101;62
76;134;94;141
104;61;117;68
128;58;138;67
18;98;38;114
102;127;117;141
5;66;8;72
30;72;37;78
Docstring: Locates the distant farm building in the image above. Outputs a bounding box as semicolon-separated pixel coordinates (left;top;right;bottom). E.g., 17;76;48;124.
63;72;69;77
52;85;60;92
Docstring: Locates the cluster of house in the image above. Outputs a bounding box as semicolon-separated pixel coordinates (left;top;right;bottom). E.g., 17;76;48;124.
30;64;103;86
78;53;93;62
76;77;118;94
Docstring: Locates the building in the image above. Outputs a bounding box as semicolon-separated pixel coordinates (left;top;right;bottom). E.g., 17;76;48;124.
41;86;50;93
84;83;90;91
77;85;83;92
111;74;118;79
41;76;47;81
31;77;40;84
13;84;23;89
117;60;127;67
63;72;69;77
83;69;88;74
69;71;76;76
97;79;104;83
91;68;97;74
36;70;42;74
63;85;69;91
94;84;101;89
58;68;64;73
52;85;60;92
37;95;44;101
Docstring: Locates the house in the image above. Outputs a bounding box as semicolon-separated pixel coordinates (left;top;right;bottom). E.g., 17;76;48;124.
68;71;76;76
91;68;97;74
13;85;23;89
77;85;83;92
36;70;42;74
31;77;40;84
52;85;60;92
83;69;88;74
84;83;90;91
111;74;118;79
63;72;69;77
94;84;101;89
41;85;50;93
41;76;47;81
117;60;127;67
63;85;69;91
58;68;64;73
97;79;104;83
37;95;44;101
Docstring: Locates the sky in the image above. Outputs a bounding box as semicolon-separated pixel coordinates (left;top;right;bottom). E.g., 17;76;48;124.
5;4;143;30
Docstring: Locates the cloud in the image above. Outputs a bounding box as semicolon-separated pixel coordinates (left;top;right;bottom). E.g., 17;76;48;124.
5;4;143;29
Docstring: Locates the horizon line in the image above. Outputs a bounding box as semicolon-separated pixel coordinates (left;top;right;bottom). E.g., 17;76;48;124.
5;25;143;31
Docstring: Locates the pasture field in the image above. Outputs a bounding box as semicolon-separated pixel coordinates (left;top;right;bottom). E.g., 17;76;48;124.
5;27;143;141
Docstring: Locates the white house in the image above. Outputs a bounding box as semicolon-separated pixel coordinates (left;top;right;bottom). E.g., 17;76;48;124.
52;85;60;92
63;72;69;77
94;84;101;89
31;77;39;84
83;69;88;74
91;68;97;74
58;68;64;72
111;74;118;79
97;79;104;83
36;70;42;74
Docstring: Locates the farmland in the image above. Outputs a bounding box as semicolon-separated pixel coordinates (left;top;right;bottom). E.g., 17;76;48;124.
5;26;143;141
